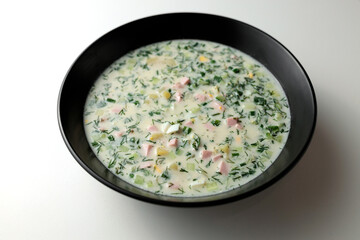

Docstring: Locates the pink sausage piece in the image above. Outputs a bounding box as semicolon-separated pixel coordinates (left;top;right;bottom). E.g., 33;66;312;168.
115;131;124;137
141;143;153;157
212;154;223;162
174;92;182;102
173;82;184;89
201;150;212;160
226;117;238;127
169;183;180;189
111;107;122;114
180;77;190;85
139;161;153;169
168;138;178;147
195;94;207;102
235;123;243;130
204;122;215;131
212;101;225;111
147;125;158;132
184;121;193;126
219;161;229;175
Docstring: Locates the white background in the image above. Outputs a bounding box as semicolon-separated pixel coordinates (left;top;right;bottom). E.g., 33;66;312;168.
1;0;360;239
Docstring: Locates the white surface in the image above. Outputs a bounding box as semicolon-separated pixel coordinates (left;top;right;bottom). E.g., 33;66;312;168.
1;0;360;239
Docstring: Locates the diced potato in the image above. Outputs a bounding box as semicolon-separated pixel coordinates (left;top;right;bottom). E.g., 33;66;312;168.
168;162;178;170
156;147;169;156
199;55;209;62
162;91;171;99
220;144;230;154
149;133;163;141
148;93;158;99
154;165;162;173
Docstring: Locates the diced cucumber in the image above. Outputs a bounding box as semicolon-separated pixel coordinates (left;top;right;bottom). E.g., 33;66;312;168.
175;149;183;155
274;135;283;143
151;77;160;84
187;163;195;171
147;181;153;188
190;107;200;113
118;145;129;152
168;151;176;159
215;95;225;102
206;182;218;191
134;175;144;185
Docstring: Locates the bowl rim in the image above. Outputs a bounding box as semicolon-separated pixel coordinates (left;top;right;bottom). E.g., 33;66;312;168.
57;12;317;207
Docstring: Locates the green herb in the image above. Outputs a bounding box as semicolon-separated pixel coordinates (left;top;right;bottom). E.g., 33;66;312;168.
161;169;170;180
106;98;116;103
257;144;269;153
211;120;221;126
205;160;212;168
108;158;117;168
254;96;266;105
192;134;201;151
267;125;280;136
149;110;161;116
183;126;192;135
215;95;225;102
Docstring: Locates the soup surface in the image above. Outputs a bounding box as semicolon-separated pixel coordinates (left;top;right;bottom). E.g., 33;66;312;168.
84;40;290;197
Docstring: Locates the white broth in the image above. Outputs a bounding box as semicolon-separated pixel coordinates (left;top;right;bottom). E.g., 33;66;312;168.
84;40;290;197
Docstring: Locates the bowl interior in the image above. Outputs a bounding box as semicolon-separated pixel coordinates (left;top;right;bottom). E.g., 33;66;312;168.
58;13;316;207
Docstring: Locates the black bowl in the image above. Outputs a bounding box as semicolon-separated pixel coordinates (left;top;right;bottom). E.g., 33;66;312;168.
58;13;316;207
